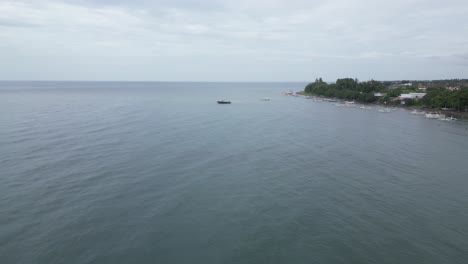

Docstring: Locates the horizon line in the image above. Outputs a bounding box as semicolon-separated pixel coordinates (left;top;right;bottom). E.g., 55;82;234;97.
1;78;467;83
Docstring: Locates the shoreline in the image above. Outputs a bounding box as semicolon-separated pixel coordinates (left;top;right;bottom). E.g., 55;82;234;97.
295;91;468;120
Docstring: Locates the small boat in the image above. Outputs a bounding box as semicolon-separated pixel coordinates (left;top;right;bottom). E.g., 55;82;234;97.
217;100;231;104
378;108;392;113
345;101;356;108
425;112;444;119
359;106;372;110
260;97;271;101
411;110;426;115
439;115;457;121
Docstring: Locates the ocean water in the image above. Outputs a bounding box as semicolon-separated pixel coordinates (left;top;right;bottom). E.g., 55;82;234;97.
1;81;468;264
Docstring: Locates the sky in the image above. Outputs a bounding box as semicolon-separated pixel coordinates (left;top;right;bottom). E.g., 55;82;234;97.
1;0;468;81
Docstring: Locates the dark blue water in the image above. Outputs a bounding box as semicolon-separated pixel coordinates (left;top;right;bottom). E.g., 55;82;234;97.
1;81;468;264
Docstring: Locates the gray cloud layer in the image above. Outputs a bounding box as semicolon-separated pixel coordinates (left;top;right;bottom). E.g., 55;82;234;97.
1;0;467;81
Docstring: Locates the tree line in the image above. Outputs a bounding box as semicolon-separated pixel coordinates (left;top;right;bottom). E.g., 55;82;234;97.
304;78;382;103
421;88;468;110
304;78;468;110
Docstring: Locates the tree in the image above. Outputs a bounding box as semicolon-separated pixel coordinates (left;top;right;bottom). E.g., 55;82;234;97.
303;77;380;103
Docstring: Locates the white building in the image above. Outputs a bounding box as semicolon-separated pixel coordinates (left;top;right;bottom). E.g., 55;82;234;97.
418;86;428;91
374;92;386;97
447;87;460;91
399;93;426;99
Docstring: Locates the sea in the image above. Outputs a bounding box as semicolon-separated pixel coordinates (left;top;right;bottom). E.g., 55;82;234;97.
1;81;468;264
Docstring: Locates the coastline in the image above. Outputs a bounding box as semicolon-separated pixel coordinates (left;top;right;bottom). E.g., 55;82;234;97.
295;91;468;120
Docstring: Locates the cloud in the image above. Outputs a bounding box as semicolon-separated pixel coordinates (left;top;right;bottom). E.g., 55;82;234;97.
0;0;468;81
0;18;38;28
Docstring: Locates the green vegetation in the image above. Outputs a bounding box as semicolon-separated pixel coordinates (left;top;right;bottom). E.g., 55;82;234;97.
421;88;468;110
304;78;381;103
304;78;468;110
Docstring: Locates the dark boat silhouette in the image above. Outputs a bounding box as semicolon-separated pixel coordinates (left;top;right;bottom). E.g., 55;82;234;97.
217;100;231;104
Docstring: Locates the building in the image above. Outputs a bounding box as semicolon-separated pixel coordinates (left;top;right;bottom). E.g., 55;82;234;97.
398;93;426;100
447;86;460;91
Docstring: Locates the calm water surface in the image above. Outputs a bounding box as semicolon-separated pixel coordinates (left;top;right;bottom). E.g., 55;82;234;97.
1;81;468;264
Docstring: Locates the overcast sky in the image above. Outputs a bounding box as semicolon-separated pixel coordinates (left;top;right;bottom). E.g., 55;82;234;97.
1;0;467;81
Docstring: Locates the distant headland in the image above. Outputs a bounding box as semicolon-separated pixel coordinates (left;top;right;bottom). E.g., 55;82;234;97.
301;78;468;113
